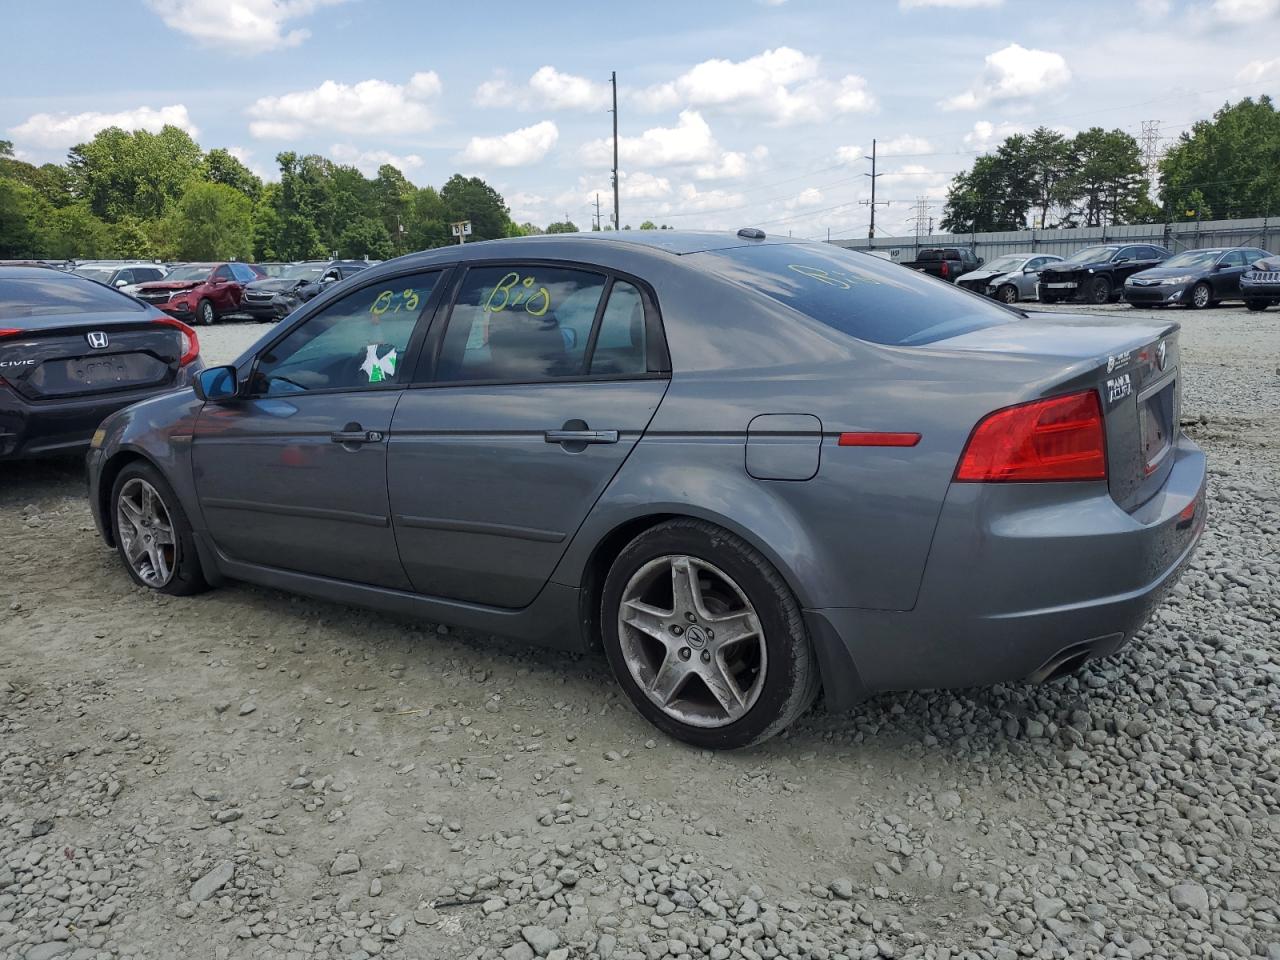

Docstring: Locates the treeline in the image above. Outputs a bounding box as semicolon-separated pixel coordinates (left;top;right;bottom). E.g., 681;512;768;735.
942;96;1280;233
0;127;525;261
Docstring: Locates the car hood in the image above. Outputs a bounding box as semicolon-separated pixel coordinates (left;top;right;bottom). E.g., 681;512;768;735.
1247;256;1280;272
1039;262;1105;274
136;279;205;292
954;269;1007;284
1130;265;1207;281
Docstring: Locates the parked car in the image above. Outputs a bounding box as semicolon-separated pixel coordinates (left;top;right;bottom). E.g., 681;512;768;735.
73;262;168;290
899;247;982;282
86;231;1205;749
268;260;371;319
1123;247;1273;309
1038;243;1171;305
955;253;1064;303
0;266;201;460
242;260;368;322
255;262;291;279
132;262;265;325
1241;254;1280;311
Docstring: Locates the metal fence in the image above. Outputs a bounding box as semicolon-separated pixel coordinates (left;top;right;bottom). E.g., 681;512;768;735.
830;217;1280;262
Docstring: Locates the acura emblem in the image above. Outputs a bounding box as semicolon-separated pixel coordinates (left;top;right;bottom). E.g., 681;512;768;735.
1156;340;1168;371
86;331;109;349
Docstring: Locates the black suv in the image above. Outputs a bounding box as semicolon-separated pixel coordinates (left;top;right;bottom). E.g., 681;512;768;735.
1037;243;1171;305
244;260;371;321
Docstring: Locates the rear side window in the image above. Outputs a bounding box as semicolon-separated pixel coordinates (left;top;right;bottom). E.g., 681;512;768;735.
699;243;1016;347
0;274;146;320
436;266;607;382
590;281;647;376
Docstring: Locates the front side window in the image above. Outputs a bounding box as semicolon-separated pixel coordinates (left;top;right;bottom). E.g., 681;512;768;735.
1223;250;1247;267
251;273;440;395
232;263;257;282
212;265;234;282
435;265;607;382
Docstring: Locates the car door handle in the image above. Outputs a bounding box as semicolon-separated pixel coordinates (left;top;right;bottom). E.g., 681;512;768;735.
544;429;619;444
331;429;384;444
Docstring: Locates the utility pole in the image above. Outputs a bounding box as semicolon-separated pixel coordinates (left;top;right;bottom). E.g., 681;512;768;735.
610;71;620;231
594;193;603;231
860;139;889;239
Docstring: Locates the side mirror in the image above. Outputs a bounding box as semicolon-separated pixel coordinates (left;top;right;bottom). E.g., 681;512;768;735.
976;257;985;266
1115;257;1130;263
321;274;338;284
115;278;128;288
1213;261;1231;271
193;365;239;403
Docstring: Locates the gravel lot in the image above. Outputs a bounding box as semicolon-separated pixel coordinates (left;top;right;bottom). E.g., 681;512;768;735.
2;305;1277;960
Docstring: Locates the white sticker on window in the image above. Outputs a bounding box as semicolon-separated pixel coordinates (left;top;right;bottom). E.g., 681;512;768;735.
360;345;398;383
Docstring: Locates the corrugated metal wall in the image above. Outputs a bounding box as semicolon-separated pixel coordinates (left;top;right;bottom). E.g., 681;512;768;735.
831;217;1280;262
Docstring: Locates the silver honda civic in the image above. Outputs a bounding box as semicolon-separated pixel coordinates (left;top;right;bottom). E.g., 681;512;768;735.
85;231;1207;748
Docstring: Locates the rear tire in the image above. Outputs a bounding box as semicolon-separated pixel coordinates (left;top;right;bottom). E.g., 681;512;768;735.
995;284;1019;304
1087;276;1112;305
196;298;215;326
110;461;209;596
1189;282;1212;310
600;519;820;749
1245;299;1268;312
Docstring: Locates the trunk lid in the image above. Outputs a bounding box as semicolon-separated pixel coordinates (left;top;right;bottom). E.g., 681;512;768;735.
0;313;190;401
936;313;1181;512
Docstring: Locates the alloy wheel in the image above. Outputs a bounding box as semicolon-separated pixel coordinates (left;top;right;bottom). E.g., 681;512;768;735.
996;285;1018;304
617;555;767;728
116;478;177;588
1191;283;1211;309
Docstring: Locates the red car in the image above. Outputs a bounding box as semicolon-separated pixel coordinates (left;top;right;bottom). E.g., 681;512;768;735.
133;262;265;326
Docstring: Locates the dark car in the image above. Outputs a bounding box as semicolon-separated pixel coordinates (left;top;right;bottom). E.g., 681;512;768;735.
0;267;202;460
85;231;1206;749
1241;255;1280;312
1123;247;1273;309
132;261;265;326
899;247;982;282
1038;243;1171;305
268;260;371;319
73;262;168;290
255;262;290;279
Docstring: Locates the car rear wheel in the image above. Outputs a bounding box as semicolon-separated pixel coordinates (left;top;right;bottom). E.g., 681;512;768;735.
1246;299;1269;312
1087;276;1111;305
111;462;209;596
994;284;1019;304
600;519;820;749
1189;282;1212;310
196;298;215;326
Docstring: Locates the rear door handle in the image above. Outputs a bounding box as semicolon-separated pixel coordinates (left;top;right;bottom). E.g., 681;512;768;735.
544;429;619;445
331;429;384;444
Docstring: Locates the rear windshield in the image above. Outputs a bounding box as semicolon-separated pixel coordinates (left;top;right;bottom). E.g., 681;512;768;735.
700;243;1016;346
917;249;961;261
0;274;146;321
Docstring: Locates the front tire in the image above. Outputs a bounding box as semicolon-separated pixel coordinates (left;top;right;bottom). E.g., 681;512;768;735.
600;519;820;749
196;298;215;326
995;284;1019;304
111;461;209;596
1087;276;1112;305
1189;282;1212;310
1245;299;1268;312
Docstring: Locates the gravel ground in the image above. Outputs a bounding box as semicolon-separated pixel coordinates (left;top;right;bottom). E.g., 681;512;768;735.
1;306;1277;960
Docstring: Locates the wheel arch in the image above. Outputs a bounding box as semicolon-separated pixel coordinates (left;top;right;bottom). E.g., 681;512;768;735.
95;448;153;547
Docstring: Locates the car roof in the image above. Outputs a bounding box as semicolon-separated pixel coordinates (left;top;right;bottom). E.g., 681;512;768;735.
516;230;805;256
0;265;69;278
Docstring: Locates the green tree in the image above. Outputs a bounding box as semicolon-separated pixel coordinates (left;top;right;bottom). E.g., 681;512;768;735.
519;222;545;235
41;202;111;259
1159;96;1280;221
372;164;415;256
0;177;47;257
439;174;510;241
167;181;253;260
404;185;450;251
335;216;393;260
204;148;262;200
639;220;657;230
1060;127;1155;227
68;125;204;221
545;220;578;233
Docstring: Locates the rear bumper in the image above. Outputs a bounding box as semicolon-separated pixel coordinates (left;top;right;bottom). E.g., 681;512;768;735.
808;434;1206;707
0;367;201;460
1124;284;1189;305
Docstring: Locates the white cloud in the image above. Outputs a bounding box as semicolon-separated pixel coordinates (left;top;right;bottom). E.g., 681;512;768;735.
900;0;1001;6
1237;57;1280;82
694;150;762;180
475;66;610;111
1137;0;1171;13
786;187;824;209
329;143;424;177
624;172;674;200
837;135;932;165
633;47;876;124
461;120;559;167
582;110;719;167
8;104;198;149
145;0;350;55
224;145;275;181
941;43;1071;110
1208;0;1280;22
247;73;441;139
961;119;1027;150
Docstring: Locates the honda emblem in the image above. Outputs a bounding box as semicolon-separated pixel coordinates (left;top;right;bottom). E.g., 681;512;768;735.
1155;340;1168;372
86;331;109;349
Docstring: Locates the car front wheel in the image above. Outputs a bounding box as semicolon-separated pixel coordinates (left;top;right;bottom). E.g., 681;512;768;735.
1245;299;1269;312
1189;282;1212;309
600;519;820;749
196;298;215;326
994;284;1018;304
111;461;209;596
1087;276;1112;305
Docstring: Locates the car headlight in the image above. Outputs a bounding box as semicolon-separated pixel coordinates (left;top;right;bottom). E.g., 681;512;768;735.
1162;275;1194;285
90;427;107;450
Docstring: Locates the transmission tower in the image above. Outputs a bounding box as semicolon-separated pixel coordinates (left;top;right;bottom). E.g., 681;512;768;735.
909;196;933;242
1140;120;1162;201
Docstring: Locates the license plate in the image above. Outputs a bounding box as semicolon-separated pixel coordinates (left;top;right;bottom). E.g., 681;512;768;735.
1139;379;1176;475
1044;282;1077;289
71;357;131;385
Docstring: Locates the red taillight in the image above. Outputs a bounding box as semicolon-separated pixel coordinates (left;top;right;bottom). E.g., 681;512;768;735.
955;390;1107;482
838;432;922;447
940;261;950;279
152;316;200;366
0;328;23;338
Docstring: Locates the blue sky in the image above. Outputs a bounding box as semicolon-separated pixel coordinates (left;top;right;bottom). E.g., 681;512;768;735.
3;0;1279;239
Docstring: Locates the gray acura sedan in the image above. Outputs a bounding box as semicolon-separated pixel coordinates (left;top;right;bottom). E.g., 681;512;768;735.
86;231;1206;748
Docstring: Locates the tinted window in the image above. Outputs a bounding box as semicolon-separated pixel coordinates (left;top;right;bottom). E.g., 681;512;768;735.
436;266;606;382
113;270;133;284
699;243;1016;347
1223;250;1248;267
232;263;256;282
138;268;164;282
165;264;214;282
252;273;439;395
0;274;146;320
590;281;647;376
212;265;234;282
